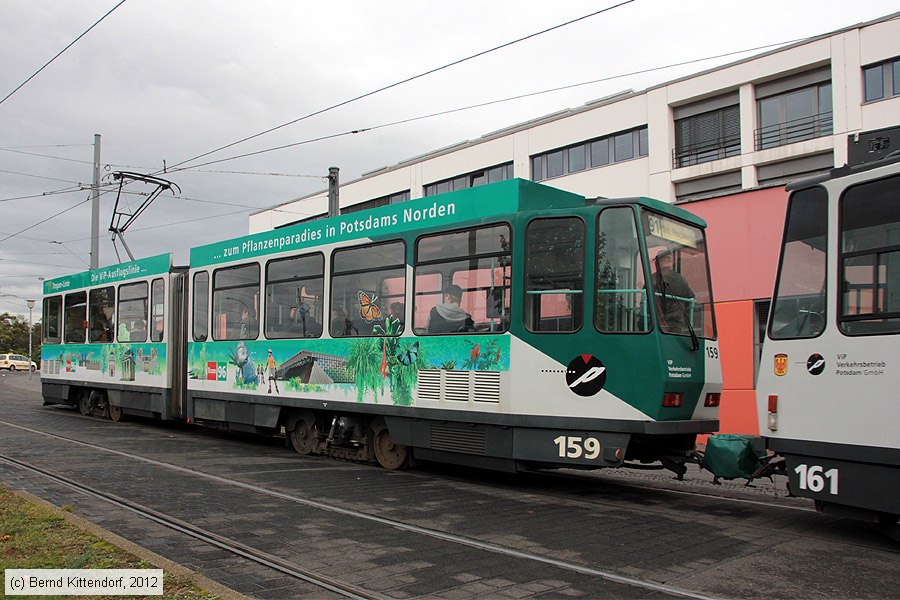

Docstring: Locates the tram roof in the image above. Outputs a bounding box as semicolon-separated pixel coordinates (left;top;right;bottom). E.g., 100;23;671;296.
42;253;173;296
190;179;707;268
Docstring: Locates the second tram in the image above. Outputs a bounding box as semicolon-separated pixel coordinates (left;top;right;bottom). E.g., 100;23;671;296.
758;137;900;523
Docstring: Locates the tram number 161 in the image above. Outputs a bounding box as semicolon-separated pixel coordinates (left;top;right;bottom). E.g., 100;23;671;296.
554;435;601;459
794;463;839;495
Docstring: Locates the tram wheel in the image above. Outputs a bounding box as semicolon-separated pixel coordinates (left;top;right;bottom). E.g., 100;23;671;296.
289;417;318;455
373;428;409;470
108;402;123;423
78;391;91;416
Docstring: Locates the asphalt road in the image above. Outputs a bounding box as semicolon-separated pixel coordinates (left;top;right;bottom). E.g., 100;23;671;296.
1;372;897;599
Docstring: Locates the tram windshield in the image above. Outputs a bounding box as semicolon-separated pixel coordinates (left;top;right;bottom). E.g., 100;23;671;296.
641;210;716;340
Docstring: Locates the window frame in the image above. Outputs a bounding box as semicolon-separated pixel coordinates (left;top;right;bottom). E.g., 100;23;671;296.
150;277;165;342
265;252;325;339
88;286;116;343
595;205;652;335
862;58;900;103
837;173;900;336
330;240;407;338
117;280;149;343
531;127;648;182
767;185;829;341
211;262;261;342
523;216;585;334
63;291;87;344
413;222;512;336
42;295;62;344
192;271;210;342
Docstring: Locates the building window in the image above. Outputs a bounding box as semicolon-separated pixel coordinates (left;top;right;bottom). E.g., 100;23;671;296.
532;126;648;182
863;57;900;103
274;212;327;230
342;190;410;215
424;163;513;197
756;82;833;150
674;105;740;168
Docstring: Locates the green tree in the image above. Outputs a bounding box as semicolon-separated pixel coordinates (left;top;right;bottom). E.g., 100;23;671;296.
0;313;41;363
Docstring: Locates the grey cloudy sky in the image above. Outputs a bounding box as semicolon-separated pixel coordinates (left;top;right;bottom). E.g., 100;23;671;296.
1;0;896;317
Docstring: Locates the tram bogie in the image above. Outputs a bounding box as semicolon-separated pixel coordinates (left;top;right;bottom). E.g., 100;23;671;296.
41;179;721;475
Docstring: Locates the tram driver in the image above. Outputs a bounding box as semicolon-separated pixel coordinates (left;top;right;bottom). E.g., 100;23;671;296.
652;248;695;333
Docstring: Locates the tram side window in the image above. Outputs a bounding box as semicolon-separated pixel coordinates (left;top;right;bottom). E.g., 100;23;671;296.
64;291;87;344
212;264;260;341
42;296;62;344
524;218;584;333
839;174;900;335
193;272;209;342
266;253;324;339
414;224;511;335
596;207;650;333
89;286;116;342
118;282;149;343
331;241;405;337
769;187;828;339
150;278;165;342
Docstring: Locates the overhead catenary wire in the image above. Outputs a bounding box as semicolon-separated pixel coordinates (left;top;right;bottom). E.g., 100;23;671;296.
165;0;636;172
166;35;812;173
0;0;128;107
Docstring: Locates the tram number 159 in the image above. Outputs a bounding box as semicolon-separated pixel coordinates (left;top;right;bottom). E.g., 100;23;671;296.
794;464;839;495
554;435;601;459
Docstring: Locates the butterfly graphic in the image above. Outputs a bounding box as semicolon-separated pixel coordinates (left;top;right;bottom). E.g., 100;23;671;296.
396;342;420;366
358;290;383;323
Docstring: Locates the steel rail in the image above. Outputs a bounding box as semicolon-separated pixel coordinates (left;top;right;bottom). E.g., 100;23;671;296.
0;452;383;600
0;418;720;600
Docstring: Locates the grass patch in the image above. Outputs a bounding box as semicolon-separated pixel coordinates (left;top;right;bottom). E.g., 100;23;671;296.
0;486;220;599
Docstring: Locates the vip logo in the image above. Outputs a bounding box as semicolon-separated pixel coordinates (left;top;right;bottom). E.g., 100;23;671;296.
206;362;217;380
566;354;607;397
216;362;228;381
774;353;788;376
806;353;825;376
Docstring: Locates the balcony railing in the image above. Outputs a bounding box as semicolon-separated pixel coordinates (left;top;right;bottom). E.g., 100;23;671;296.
673;133;741;169
755;112;833;151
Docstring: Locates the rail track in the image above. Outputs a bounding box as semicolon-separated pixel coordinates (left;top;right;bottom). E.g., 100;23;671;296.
0;419;722;600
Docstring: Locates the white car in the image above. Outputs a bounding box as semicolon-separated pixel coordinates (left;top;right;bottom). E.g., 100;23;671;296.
0;353;37;372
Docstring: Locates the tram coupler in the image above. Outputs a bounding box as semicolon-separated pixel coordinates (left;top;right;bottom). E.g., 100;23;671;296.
660;456;688;480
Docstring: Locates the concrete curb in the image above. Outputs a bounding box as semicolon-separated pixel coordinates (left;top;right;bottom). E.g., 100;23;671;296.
11;488;250;600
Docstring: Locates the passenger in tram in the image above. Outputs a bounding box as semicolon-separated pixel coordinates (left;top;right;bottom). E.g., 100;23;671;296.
427;284;474;333
331;306;358;337
239;307;258;339
93;306;115;342
389;302;405;326
653;249;695;332
287;304;322;337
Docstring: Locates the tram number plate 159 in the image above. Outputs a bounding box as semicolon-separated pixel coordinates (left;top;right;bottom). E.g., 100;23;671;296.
554;435;601;460
794;463;839;495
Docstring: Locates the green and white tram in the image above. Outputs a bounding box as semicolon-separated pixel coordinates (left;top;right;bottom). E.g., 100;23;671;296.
758;146;900;523
185;179;720;471
40;253;188;421
41;179;721;473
